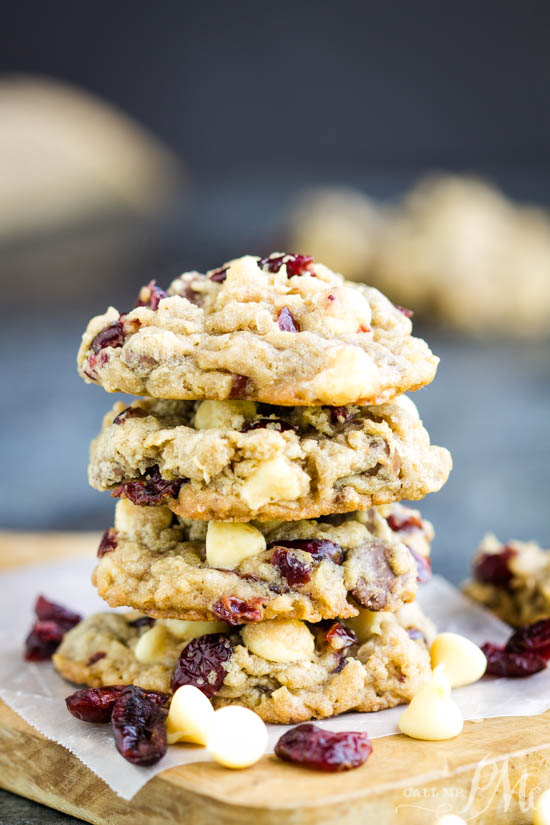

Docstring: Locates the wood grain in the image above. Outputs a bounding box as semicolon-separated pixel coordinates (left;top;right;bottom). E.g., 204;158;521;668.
0;532;548;824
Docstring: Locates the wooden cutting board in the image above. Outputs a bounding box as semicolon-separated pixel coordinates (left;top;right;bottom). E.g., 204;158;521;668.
0;531;548;825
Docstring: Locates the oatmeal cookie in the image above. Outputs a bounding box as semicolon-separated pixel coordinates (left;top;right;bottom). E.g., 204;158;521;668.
463;534;550;627
92;499;433;622
89;395;451;522
53;607;434;723
77;253;439;406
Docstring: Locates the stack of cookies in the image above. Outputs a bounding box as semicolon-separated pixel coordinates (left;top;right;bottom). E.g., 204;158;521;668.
54;253;452;724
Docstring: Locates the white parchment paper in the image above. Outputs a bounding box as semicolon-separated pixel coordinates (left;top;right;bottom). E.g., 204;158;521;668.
1;558;548;800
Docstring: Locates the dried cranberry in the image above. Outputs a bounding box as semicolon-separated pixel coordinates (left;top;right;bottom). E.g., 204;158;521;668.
268;538;344;565
112;465;183;506
481;642;546;677
97;528;118;557
407;628;427;643
506;619;550;661
128;616;156;629
66;685;168;724
24;596;81;661
111;686;168;766
473;545;516;586
241;418;295;433
229;374;254;399
395;305;414;318
171;633;233;697
271;547;312;586
112;406;148;425
91;321;125;354
277;306;300;332
212;595;263;624
409;547;431;583
386;512;423;533
275;724;372;772
328;406;355;426
210;267;228;282
325;622;357;651
259;253;314;276
135;280;168;310
86;651;106;666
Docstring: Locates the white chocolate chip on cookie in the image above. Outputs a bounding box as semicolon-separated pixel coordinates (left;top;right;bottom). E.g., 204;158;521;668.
194;399;257;430
163;619;231;640
345;608;384;642
430;632;487;688
206;521;266;569
241;619;315;663
240;455;308;510
134;623;169;664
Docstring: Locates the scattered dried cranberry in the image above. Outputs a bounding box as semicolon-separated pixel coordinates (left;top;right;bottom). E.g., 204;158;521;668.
268;538;344;565
277;306;300;332
97;528;118;557
171;633;233;698
409;547;432;584
271;547;312;586
112;465;183;506
505;619;550;661
328;406;355;426
128;616;156;629
241;418;295;433
91;321;125;354
386;512;423;533
259;253;314;276
325;623;357;651
212;595;263;624
24;596;82;662
481;642;546;677
395;305;414;318
112;406;148;425
473;545;516;587
111;686;168;766
66;685;168;724
135;280;168;310
210;267;228;282
229;374;254;399
275;724;372;772
87;651;106;666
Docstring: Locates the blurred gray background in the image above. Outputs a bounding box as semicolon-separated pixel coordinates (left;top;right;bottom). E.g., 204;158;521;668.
0;0;549;591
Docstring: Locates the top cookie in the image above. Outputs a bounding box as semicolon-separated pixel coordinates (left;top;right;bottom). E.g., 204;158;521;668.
77;253;439;406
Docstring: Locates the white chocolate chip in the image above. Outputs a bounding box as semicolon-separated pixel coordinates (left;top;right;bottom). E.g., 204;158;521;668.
162;619;230;640
206;706;268;769
166;685;214;745
240;455;308;510
430;632;487;688
534;788;550;825
241;619;315;663
345;608;384;642
114;498;173;534
304;347;378;406
194;399;257;430
206;521;266;569
134;623;168;664
398;665;463;741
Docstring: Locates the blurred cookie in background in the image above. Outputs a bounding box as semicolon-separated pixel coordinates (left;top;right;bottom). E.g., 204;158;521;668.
287;176;550;337
287;187;383;282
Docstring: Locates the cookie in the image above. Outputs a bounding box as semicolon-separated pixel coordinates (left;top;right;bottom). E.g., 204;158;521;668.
89;395;451;522
77;253;439;406
463;534;550;627
53;605;434;723
92;499;433;623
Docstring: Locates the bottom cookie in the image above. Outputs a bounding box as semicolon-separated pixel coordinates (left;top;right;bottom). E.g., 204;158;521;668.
464;533;550;627
53;605;434;724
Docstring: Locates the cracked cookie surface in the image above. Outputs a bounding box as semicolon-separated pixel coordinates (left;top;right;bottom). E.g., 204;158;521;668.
77;253;439;406
53;605;434;723
89;395;451;522
92;500;433;622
